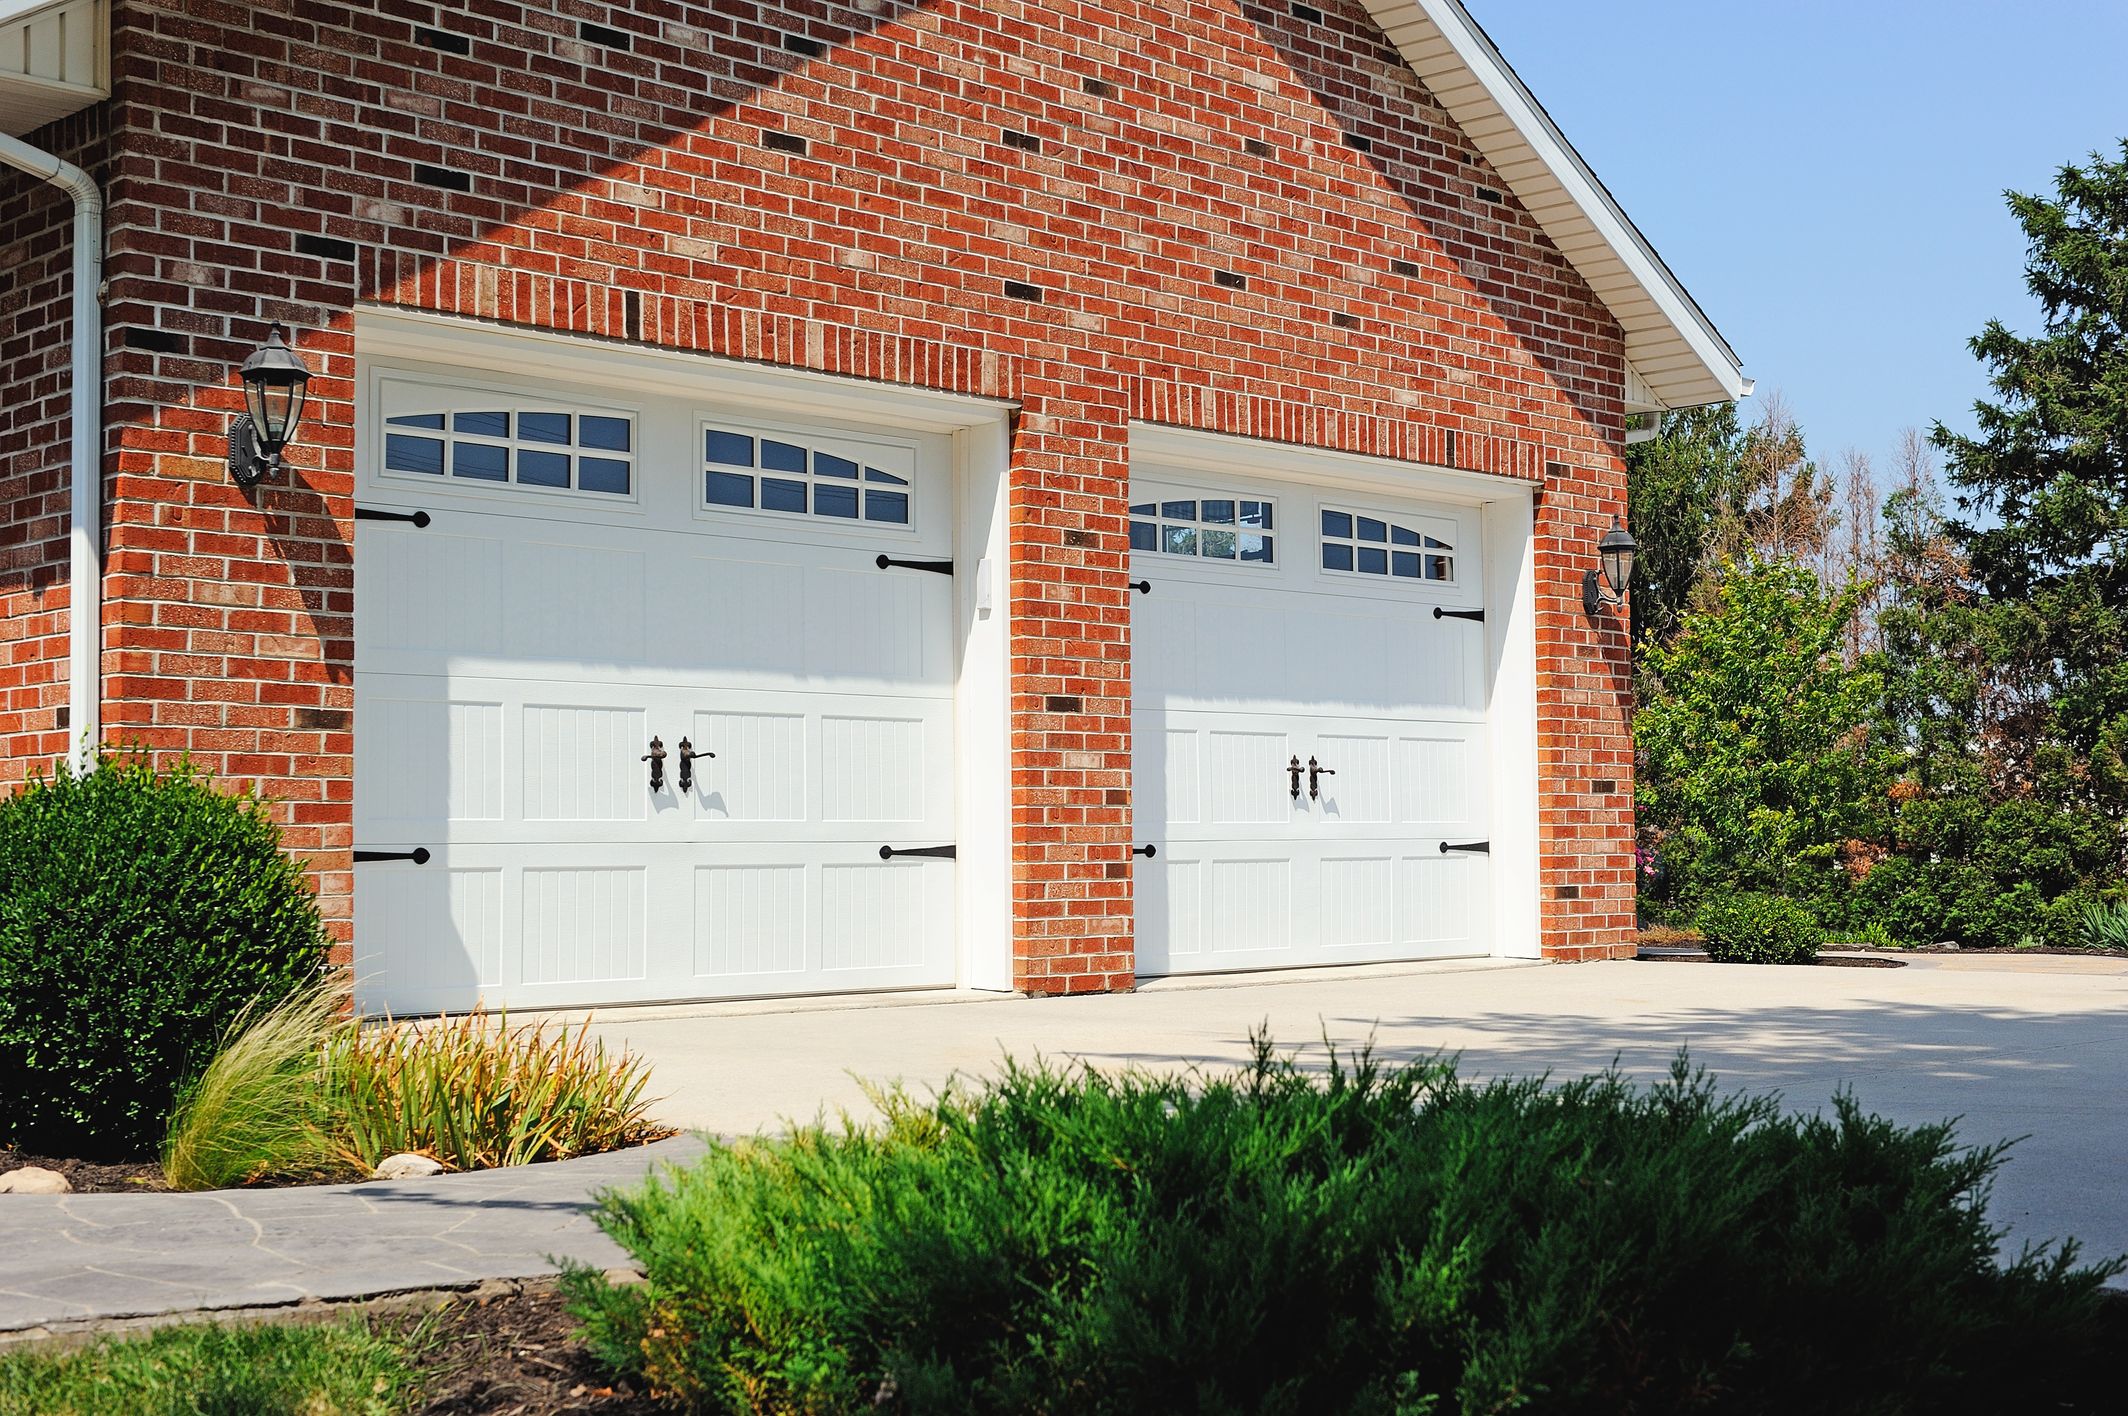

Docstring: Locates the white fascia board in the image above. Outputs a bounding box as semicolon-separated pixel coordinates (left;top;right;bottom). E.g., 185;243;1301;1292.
1365;0;1749;410
0;0;106;137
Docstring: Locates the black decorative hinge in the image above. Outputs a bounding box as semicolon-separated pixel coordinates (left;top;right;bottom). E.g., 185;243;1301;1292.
876;554;953;576
879;843;957;860
1433;606;1484;622
1438;840;1490;855
354;847;432;864
355;507;432;527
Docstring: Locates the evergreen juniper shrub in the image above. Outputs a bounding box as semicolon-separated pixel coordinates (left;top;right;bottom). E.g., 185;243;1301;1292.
0;753;330;1158
563;1041;2120;1415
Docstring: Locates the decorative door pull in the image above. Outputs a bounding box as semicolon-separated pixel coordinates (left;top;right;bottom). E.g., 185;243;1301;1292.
353;847;431;864
642;735;667;794
879;844;957;860
1433;606;1484;622
1287;755;1303;801
1440;840;1491;855
1133;844;1158;858
676;736;713;793
1308;755;1336;800
876;554;954;576
1130;579;1152;594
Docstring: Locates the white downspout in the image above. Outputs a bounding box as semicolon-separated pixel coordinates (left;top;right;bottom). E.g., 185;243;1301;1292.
0;132;103;774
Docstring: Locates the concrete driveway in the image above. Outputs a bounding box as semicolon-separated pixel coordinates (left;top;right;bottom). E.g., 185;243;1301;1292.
582;952;2128;1275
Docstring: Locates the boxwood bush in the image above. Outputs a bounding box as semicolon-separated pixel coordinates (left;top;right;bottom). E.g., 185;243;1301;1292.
564;1042;2121;1415
1698;890;1825;964
0;754;330;1158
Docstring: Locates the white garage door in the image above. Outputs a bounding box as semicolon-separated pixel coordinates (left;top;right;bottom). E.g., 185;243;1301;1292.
1131;472;1491;975
352;366;958;1014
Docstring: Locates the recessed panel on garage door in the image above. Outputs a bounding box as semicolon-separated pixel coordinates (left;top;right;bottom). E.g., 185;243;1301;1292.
354;369;957;1013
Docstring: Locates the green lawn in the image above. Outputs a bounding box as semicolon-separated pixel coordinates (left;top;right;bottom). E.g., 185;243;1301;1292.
0;1316;421;1416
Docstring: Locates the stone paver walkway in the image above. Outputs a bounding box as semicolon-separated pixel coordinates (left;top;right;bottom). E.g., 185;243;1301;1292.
0;1137;705;1337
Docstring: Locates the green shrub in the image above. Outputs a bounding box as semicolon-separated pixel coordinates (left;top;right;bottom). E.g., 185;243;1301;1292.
1698;890;1824;963
0;754;330;1159
0;1314;420;1416
563;1042;2121;1415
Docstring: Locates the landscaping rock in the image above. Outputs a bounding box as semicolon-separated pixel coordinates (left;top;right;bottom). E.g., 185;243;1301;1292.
371;1153;445;1181
0;1166;72;1194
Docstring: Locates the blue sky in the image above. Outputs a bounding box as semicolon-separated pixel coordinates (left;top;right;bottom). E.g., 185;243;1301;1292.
1463;0;2128;479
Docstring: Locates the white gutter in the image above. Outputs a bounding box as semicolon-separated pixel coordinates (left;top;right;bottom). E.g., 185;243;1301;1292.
0;130;101;773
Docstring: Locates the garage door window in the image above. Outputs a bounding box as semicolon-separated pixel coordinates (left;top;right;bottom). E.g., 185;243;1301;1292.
1320;508;1453;582
383;409;633;496
703;429;911;525
1128;497;1275;564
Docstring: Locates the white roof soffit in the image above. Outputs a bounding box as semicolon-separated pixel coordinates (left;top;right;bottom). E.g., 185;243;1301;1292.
1361;0;1750;411
1;0;107;138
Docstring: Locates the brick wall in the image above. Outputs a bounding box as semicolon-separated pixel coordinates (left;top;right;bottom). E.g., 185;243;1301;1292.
0;108;107;787
5;0;1641;980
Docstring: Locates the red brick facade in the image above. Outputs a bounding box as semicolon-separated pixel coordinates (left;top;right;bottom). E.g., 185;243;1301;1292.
0;0;1640;989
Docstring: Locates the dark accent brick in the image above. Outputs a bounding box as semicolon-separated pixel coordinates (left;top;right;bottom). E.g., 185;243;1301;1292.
1391;258;1419;278
783;33;824;59
412;163;470;192
1444;429;1458;466
1591;779;1617;794
1556;885;1581;900
1214;269;1246;290
1331;311;1359;329
1045;695;1083;714
415;26;469;56
1546;460;1569;479
762;130;807;155
1002;128;1040;152
578;21;630;49
1476;186;1504;204
1345;132;1372;153
1082;76;1112;98
122;327;187;354
1062;528;1093;547
624;290;642;342
1004;279;1043;302
295;233;357;263
1291;2;1325;23
1245;137;1273;159
296;707;348;731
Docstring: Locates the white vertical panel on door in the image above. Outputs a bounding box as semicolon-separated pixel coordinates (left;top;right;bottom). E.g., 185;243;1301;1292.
355;373;958;1013
1131;473;1491;975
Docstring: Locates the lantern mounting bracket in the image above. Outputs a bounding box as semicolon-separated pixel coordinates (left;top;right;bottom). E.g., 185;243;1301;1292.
226;413;280;489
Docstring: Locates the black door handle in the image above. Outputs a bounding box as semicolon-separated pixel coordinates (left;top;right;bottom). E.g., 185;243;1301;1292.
1133;844;1157;858
676;736;714;793
641;735;666;794
879;844;957;860
876;554;954;576
1440;840;1491;855
1287;755;1303;801
354;847;431;864
1308;755;1336;800
1130;579;1151;594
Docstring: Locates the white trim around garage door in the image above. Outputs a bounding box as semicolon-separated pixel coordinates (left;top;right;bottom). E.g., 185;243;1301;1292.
352;307;1021;997
1129;423;1539;962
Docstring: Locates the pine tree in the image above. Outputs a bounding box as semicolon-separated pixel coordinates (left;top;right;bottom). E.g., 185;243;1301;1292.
1933;142;2128;822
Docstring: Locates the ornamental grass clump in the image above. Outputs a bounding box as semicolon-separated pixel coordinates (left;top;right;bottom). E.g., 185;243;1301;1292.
162;984;352;1190
564;1039;2121;1415
159;983;671;1189
321;1007;671;1173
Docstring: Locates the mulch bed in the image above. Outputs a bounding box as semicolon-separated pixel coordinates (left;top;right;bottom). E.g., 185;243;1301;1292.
1636;951;1906;968
397;1285;670;1415
0;1147;169;1193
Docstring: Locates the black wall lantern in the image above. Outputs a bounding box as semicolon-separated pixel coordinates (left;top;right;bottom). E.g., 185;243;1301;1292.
228;322;312;488
1582;514;1637;617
